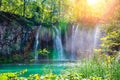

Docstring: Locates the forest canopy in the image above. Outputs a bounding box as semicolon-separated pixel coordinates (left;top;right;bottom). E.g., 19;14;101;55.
0;0;119;26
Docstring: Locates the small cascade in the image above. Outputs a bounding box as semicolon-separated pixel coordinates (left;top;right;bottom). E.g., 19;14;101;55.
34;26;41;62
71;24;79;60
94;25;101;48
53;26;64;60
65;24;101;60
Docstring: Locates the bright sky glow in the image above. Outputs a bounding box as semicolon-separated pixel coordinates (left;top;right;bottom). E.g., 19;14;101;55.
87;0;99;5
65;0;118;25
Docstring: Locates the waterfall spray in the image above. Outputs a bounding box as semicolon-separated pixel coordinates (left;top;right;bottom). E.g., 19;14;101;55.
94;25;101;49
65;24;102;60
71;24;79;60
34;26;41;62
53;26;64;60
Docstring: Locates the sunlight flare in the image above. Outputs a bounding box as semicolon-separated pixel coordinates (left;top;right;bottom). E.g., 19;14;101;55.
87;0;99;5
65;0;118;25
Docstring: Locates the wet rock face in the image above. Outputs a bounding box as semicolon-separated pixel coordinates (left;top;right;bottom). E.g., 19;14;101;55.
0;12;34;54
0;21;21;54
0;18;34;55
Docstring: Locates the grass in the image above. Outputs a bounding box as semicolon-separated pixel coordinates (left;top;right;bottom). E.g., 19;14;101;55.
63;54;120;80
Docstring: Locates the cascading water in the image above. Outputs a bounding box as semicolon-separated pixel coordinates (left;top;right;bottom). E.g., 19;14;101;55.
71;24;79;60
94;25;101;48
33;24;101;61
65;24;101;60
53;27;65;60
34;26;41;62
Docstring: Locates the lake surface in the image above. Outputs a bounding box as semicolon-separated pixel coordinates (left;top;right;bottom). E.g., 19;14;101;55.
0;62;71;77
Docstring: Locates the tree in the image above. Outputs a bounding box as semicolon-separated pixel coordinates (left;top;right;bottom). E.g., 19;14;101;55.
100;0;120;55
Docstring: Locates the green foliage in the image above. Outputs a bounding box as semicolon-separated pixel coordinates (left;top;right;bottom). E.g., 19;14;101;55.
37;48;50;56
0;69;27;80
100;3;120;55
64;54;120;80
59;18;68;33
0;0;65;27
100;30;120;55
88;77;102;80
0;71;83;80
12;54;22;63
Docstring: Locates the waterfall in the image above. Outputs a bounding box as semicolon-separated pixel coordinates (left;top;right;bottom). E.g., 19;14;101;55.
33;24;101;61
65;24;101;60
71;24;79;60
94;25;101;48
34;26;41;62
53;27;64;60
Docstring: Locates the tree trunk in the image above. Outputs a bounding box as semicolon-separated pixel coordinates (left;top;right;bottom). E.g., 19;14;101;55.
0;0;2;9
23;0;26;16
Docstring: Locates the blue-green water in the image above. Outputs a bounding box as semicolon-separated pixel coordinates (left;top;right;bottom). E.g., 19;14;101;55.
0;63;69;77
